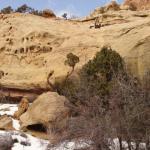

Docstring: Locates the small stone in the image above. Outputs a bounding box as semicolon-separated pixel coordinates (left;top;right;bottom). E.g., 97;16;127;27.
0;115;14;130
0;134;13;150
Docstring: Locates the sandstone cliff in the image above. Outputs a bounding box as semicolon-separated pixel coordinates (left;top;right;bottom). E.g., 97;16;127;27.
124;0;150;10
0;11;150;92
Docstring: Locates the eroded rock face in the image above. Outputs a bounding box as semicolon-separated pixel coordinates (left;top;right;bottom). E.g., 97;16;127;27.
0;12;149;92
124;0;150;10
20;92;69;130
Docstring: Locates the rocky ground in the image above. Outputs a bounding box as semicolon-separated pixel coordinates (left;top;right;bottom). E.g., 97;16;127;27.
0;103;49;150
0;103;88;150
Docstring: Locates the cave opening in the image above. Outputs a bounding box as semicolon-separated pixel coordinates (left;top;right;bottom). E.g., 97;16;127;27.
27;124;47;133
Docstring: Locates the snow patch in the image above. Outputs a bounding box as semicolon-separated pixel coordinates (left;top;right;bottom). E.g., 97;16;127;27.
0;130;49;150
12;119;20;130
0;104;18;116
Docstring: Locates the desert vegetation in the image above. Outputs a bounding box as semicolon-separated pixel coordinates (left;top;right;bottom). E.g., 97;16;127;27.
0;0;150;149
0;4;56;18
49;46;150;150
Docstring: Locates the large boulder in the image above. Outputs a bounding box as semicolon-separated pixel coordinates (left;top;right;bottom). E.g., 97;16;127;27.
20;92;69;130
0;134;13;150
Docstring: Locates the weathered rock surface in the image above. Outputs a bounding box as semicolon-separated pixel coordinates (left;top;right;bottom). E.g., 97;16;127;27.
0;134;13;150
124;0;150;10
14;97;29;119
0;115;14;130
88;1;120;18
0;11;149;91
20;92;69;129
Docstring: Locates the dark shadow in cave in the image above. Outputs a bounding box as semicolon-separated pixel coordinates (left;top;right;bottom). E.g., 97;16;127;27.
27;124;47;133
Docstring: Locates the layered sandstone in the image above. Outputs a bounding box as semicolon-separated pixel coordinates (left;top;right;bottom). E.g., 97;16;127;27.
124;0;150;10
0;11;149;92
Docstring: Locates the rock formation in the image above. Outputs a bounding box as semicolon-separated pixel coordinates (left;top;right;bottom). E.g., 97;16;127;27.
14;97;29;119
124;0;150;10
0;10;149;96
20;92;69;131
0;115;14;130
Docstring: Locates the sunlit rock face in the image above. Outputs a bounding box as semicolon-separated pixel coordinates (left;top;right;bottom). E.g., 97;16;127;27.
0;10;150;92
124;0;150;10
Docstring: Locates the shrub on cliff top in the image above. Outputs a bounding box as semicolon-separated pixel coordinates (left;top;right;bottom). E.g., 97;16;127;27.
16;4;33;13
41;9;56;18
57;46;125;106
1;6;13;14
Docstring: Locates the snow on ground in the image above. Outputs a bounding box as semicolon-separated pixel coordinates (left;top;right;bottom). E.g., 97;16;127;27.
0;103;18;116
111;138;146;150
12;132;49;150
0;103;89;150
0;104;146;150
0;130;49;150
50;141;90;150
12;118;20;130
0;130;88;150
0;103;20;130
0;103;49;150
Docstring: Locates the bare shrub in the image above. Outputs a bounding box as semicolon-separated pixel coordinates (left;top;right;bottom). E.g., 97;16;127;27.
128;3;137;11
41;9;56;18
50;47;124;149
105;1;120;11
1;6;13;14
109;71;150;150
50;46;149;150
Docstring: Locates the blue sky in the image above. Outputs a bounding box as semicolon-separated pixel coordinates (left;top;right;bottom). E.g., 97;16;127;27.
0;0;123;17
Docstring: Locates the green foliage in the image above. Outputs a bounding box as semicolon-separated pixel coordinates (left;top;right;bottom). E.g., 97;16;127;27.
55;78;79;104
16;4;33;13
64;53;79;69
59;47;125;107
0;4;54;17
1;6;13;14
77;46;125;107
82;46;124;81
55;53;79;104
